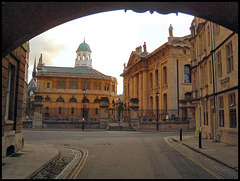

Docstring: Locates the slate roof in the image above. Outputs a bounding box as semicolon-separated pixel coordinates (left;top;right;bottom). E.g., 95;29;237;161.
27;77;37;96
37;66;115;80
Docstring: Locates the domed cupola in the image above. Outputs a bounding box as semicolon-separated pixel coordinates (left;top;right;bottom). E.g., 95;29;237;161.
75;38;92;67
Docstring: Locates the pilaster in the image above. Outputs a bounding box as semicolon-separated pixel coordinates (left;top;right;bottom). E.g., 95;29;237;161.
33;95;43;128
129;98;140;130
99;97;109;129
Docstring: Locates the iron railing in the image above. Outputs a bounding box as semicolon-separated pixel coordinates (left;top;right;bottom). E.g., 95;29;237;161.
38;107;193;122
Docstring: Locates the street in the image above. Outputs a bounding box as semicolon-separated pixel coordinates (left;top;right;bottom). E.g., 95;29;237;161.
22;130;221;179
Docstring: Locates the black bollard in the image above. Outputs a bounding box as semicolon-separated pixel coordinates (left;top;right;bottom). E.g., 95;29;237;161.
82;119;85;130
180;128;182;141
199;131;202;148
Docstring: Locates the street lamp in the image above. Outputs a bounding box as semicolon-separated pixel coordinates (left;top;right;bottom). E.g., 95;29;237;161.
82;87;86;130
156;91;160;131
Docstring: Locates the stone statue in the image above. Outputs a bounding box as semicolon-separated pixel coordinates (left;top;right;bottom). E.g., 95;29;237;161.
169;24;173;37
143;42;147;52
39;53;43;63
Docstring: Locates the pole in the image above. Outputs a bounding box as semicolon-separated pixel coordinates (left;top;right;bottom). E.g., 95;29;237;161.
210;22;218;141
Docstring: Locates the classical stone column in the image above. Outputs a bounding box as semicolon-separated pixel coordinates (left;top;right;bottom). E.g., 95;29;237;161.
33;95;44;128
99;97;109;129
133;74;138;98
130;77;133;98
139;72;143;116
129;98;140;130
142;70;148;117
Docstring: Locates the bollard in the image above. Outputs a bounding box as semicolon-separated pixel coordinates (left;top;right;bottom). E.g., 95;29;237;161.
82;118;85;130
199;131;202;148
180;128;182;141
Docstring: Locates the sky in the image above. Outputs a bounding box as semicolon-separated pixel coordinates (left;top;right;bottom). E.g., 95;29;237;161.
28;10;194;94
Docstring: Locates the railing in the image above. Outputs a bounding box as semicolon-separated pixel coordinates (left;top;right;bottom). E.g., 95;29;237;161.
42;108;101;122
38;107;193;122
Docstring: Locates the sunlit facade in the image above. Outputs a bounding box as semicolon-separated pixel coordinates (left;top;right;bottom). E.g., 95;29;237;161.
121;25;194;125
35;40;118;121
189;17;238;145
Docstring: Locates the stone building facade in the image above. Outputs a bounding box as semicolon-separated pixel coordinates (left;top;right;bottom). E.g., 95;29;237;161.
2;42;29;158
121;25;195;128
34;40;118;122
189;17;238;145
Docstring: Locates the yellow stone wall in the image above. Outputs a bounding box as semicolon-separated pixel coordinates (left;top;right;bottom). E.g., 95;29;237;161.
190;17;238;145
122;35;192;120
36;74;117;120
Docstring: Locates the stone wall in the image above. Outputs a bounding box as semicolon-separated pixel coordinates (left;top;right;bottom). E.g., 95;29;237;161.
43;121;100;129
139;121;193;131
2;43;29;158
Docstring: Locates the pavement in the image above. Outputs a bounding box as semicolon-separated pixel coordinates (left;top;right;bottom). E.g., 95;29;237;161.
1;134;238;179
2;143;59;179
171;135;238;171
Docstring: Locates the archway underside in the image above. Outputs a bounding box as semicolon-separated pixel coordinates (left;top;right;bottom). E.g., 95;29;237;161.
2;2;238;57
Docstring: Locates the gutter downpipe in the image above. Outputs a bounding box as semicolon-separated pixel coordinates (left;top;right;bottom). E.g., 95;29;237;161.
195;23;201;128
210;22;218;141
177;59;179;117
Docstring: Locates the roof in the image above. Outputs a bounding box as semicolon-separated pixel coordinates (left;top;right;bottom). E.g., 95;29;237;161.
37;66;116;81
77;42;91;52
27;77;37;96
28;77;36;88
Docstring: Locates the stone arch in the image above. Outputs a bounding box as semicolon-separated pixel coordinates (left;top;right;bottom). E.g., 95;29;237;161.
2;2;237;58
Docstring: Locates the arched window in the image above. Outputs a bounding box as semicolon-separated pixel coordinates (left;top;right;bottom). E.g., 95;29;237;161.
69;97;77;103
163;66;167;85
94;98;101;103
82;97;89;103
155;69;159;86
150;73;153;88
150;96;153;110
163;93;167;114
56;96;64;102
184;65;191;83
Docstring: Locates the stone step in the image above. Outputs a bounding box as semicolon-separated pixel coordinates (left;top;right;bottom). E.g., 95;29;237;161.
107;126;135;131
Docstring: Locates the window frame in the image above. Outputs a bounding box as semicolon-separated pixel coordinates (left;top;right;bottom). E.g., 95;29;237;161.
216;51;222;77
218;96;224;127
229;93;236;128
70;81;78;89
57;81;66;89
226;41;233;73
184;65;191;83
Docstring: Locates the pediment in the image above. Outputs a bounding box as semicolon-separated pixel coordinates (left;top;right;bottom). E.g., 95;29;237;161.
127;51;141;68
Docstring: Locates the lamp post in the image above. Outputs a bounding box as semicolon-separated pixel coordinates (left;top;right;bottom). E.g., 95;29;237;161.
82;87;86;130
156;91;160;131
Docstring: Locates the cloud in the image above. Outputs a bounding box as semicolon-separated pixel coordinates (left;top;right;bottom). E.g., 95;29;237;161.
29;34;66;67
